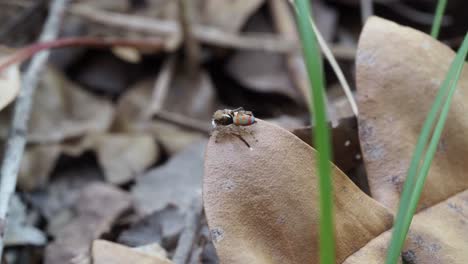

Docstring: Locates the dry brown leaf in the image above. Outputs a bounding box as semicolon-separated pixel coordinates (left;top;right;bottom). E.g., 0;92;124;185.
226;13;302;104
162;66;218;121
93;133;159;184
345;189;468;263
18;133;158;190
18;144;61;191
0;64;20;112
340;16;468;263
118;206;185;248
29;67;114;143
45;183;132;263
92;240;173;264
204;119;393;263
132;141;206;216
114;78;205;155
200;0;264;32
356;17;468;211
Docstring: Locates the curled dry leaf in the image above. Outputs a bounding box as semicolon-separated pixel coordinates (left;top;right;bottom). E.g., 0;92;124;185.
132;141;206;216
18;144;62;191
93;133;159;184
18;133;158;190
27;67;114;143
226;13;302;104
200;0;264;32
204;119;393;263
340;16;468;263
115;78;205;155
45;183;132;264
118;205;185;248
345;189;468;263
92;240;173;264
0;64;20;112
356;17;468;211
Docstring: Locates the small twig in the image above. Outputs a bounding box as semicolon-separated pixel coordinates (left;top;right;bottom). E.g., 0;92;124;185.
0;0;71;258
308;18;359;116
177;0;201;78
0;37;165;73
173;197;203;264
71;3;355;59
149;56;176;115
360;0;373;25
270;0;310;104
70;4;296;53
271;0;358;118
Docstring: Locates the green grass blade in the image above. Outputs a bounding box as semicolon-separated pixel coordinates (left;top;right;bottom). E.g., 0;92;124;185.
386;33;468;264
292;0;335;263
431;0;447;38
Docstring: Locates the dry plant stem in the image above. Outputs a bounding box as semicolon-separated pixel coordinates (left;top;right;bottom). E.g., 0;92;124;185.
0;37;165;73
269;0;310;104
309;18;359;116
177;0;201;78
149;56;176;115
70;4;296;53
154;110;211;134
0;0;70;258
173;197;203;264
71;4;355;58
360;0;373;25
271;0;358;117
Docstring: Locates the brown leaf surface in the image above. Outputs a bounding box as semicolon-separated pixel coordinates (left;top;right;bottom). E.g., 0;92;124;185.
344;189;468;263
114;78;205;155
29;67;114;143
200;0;264;32
93;133;159;184
225;12;302;104
92;240;173;264
132;141;206;216
0;63;19;112
45;183;132;264
18;144;61;191
18;133;158;190
204;119;393;263
356;17;468;211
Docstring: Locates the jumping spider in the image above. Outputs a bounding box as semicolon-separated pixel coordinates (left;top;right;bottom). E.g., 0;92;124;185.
211;107;256;147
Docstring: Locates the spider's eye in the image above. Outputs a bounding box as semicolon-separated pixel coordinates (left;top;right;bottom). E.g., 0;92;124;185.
219;114;233;125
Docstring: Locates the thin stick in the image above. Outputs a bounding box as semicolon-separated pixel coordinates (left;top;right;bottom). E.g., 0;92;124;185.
269;0;310;104
177;0;201;78
360;0;373;25
173;197;203;264
0;0;71;258
149;56;176;115
309;18;359;116
70;4;296;53
274;0;358;117
0;37;165;73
